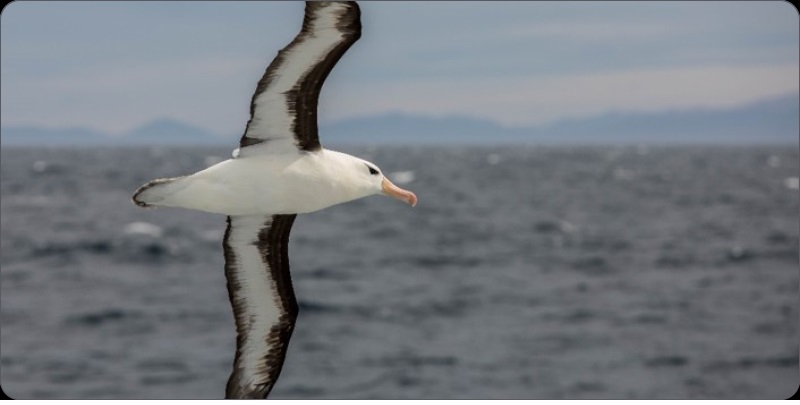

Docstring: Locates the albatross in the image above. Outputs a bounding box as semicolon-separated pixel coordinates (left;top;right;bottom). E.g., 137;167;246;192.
132;1;416;398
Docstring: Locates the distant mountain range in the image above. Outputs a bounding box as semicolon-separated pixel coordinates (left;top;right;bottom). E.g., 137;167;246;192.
0;118;225;147
2;93;797;146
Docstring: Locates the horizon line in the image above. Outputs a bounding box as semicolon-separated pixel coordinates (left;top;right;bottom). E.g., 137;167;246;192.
1;90;798;139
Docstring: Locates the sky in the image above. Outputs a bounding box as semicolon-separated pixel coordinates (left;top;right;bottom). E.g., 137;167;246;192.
1;1;798;136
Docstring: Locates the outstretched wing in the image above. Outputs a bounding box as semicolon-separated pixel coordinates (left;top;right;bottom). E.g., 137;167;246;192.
223;214;299;399
236;1;362;157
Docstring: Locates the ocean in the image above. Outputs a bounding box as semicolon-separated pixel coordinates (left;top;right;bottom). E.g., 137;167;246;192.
0;144;797;399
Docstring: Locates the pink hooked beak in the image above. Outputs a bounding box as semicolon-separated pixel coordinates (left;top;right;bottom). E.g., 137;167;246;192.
381;178;417;207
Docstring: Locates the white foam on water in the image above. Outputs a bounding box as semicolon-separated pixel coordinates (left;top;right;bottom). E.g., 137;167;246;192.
487;153;501;165
558;219;578;234
783;177;799;190
613;167;635;181
767;155;781;168
32;160;48;173
123;221;163;238
390;170;415;185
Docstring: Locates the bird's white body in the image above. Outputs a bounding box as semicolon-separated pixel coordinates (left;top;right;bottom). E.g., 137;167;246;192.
137;149;379;216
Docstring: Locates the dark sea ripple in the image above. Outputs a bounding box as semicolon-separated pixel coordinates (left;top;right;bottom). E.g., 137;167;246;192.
1;145;798;399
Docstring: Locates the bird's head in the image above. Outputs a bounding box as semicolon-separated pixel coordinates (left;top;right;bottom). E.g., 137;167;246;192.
357;159;417;207
328;150;416;207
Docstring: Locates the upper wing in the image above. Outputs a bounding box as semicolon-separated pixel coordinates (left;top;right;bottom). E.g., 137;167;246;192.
223;214;298;399
236;1;362;157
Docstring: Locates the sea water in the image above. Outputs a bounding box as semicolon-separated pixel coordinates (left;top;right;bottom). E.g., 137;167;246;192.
1;145;797;399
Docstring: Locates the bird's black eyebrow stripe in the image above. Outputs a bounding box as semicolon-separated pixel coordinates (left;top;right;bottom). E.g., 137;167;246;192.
365;163;379;175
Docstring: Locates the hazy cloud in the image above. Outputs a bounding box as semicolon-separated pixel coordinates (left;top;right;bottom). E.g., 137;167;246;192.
322;64;799;127
2;1;797;135
503;22;678;42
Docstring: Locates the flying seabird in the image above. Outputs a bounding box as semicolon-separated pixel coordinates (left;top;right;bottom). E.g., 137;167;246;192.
132;1;416;399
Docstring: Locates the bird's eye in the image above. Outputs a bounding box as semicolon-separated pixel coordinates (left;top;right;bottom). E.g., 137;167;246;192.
365;164;379;176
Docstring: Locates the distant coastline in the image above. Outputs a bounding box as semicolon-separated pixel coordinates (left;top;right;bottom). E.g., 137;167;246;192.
2;93;797;146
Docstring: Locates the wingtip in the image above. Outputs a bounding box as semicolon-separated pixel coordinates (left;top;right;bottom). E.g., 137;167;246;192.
304;1;361;34
132;187;152;208
132;198;150;208
132;177;178;208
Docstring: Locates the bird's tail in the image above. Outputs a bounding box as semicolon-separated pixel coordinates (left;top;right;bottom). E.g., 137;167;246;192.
132;176;188;208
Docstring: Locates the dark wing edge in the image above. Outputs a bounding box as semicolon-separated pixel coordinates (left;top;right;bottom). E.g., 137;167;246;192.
223;214;299;399
238;1;362;154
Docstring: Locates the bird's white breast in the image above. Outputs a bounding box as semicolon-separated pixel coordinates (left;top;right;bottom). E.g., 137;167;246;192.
168;150;365;216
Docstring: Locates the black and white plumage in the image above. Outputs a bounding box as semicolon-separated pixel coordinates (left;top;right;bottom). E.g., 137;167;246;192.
237;0;362;157
223;215;297;399
132;1;416;399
